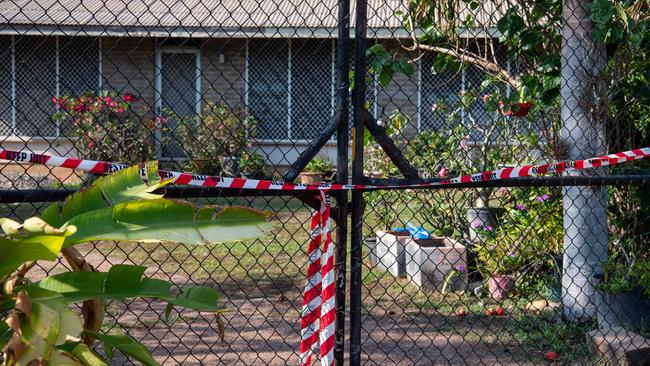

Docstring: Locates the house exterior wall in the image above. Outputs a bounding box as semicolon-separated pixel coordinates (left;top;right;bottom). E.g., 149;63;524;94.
101;37;157;107
200;39;247;109
0;34;481;172
375;40;419;134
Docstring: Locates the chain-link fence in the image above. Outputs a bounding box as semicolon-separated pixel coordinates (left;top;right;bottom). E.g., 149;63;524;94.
1;0;649;365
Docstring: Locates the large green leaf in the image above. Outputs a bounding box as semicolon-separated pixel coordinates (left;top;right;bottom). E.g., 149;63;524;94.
41;162;172;228
0;218;75;279
70;343;109;366
28;265;221;312
63;199;272;247
84;331;160;366
9;292;84;365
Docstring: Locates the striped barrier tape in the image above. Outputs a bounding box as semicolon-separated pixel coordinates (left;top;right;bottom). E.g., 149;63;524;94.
1;147;649;191
1;146;649;366
300;191;335;366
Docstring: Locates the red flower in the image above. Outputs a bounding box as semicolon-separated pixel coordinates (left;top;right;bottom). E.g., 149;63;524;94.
438;166;448;178
122;93;138;103
500;101;534;117
545;351;558;362
116;107;125;113
103;96;113;104
87;141;95;149
51;97;69;109
108;101;118;108
73;103;85;112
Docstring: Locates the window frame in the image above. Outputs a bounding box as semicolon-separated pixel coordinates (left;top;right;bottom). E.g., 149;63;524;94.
2;35;102;140
245;38;339;143
153;45;202;160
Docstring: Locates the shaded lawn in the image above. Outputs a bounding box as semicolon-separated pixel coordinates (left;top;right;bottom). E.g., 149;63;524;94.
4;195;593;364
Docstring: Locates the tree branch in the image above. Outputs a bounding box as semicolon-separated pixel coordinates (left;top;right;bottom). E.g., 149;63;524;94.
415;43;522;89
404;11;521;90
61;247;103;346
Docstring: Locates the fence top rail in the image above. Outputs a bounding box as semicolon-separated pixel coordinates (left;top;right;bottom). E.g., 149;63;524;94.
1;147;649;196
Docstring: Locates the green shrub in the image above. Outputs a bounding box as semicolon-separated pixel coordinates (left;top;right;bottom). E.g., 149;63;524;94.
304;156;333;173
51;91;158;163
475;188;562;294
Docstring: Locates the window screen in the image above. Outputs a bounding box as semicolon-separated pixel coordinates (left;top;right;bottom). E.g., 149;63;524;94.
248;39;289;140
59;37;99;95
14;36;56;137
0;36;11;136
420;53;463;131
291;39;333;140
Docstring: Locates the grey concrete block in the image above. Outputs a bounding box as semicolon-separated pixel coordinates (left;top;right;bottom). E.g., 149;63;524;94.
586;326;650;366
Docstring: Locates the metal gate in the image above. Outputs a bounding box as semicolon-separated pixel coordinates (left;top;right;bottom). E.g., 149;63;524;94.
0;0;648;364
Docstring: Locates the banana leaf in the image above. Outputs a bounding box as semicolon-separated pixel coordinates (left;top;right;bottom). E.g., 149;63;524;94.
28;264;221;313
41;162;172;228
63;199;271;247
0;218;75;279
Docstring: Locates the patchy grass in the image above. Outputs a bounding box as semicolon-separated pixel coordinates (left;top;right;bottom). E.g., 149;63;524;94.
3;196;594;363
506;310;593;363
360;257;592;364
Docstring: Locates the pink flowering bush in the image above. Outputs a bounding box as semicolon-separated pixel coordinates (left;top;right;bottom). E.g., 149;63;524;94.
51;91;159;163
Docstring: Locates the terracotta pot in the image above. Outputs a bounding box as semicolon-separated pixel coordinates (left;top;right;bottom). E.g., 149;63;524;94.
190;159;220;175
499;101;533;117
488;275;515;300
300;172;326;185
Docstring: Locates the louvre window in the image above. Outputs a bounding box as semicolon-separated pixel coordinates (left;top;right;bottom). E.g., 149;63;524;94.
0;36;11;136
59;37;100;96
419;52;463;131
159;49;201;158
14;36;57;137
248;39;289;140
248;39;336;140
2;35;100;138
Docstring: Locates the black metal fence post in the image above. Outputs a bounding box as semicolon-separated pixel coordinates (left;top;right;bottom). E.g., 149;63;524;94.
350;0;367;363
334;0;350;364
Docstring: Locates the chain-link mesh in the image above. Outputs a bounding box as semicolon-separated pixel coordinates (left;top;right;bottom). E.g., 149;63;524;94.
1;0;649;365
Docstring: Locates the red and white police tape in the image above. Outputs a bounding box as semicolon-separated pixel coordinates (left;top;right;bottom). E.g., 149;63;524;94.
1;147;649;191
300;191;335;366
1;146;650;366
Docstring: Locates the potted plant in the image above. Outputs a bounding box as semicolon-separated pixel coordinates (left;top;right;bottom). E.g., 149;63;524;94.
475;190;563;300
596;257;650;331
486;255;518;301
176;101;256;175
593;184;650;331
238;151;269;179
300;156;333;184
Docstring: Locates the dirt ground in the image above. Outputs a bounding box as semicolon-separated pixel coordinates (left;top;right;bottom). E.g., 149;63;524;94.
106;292;541;366
29;250;544;366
